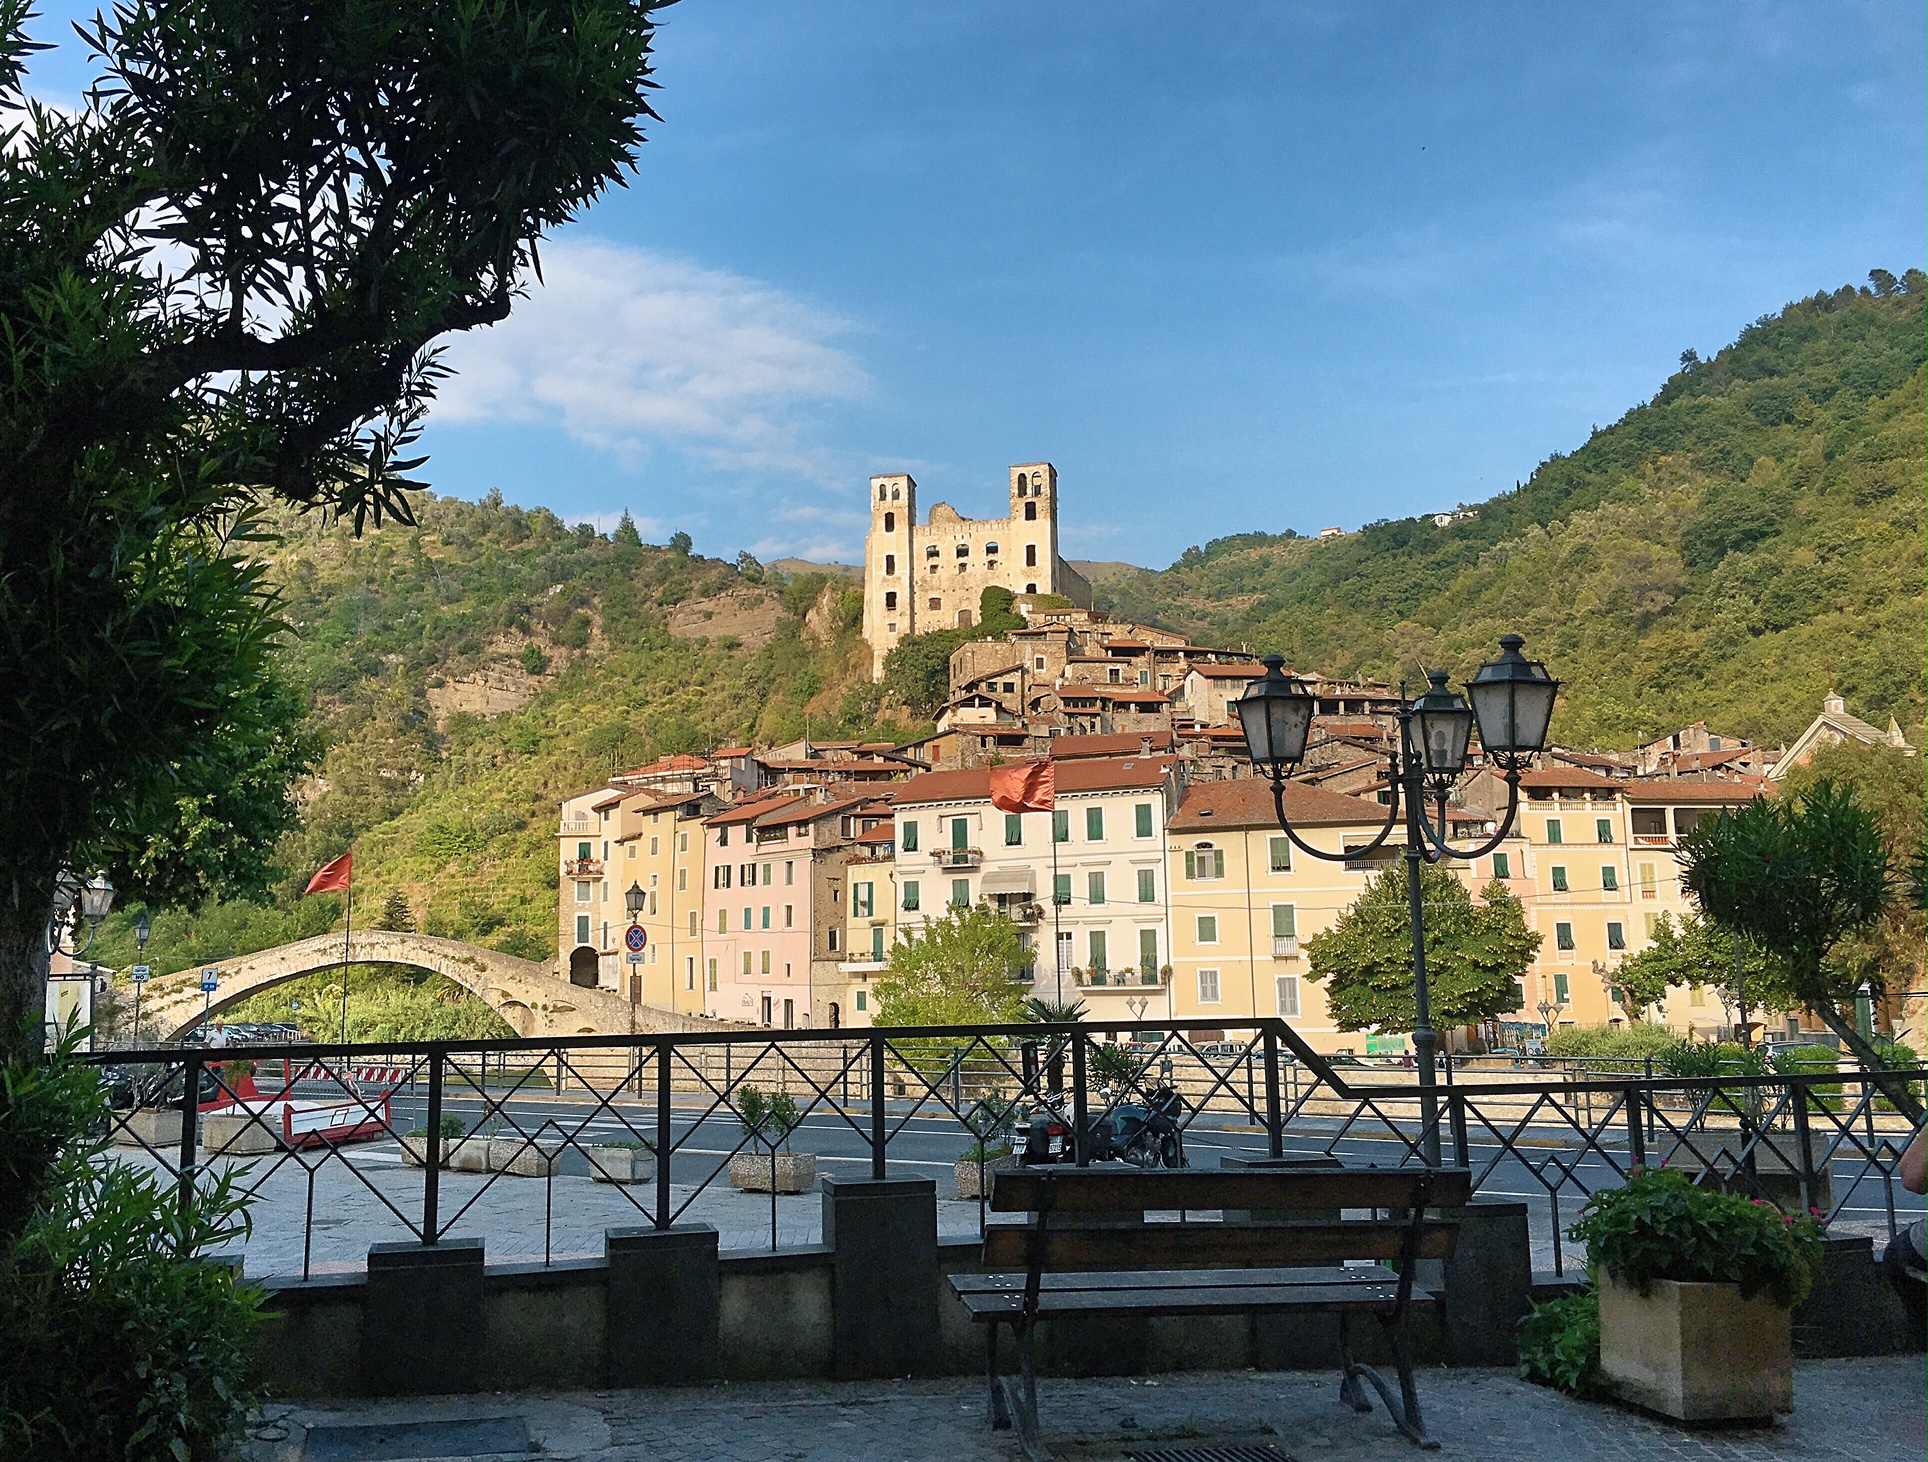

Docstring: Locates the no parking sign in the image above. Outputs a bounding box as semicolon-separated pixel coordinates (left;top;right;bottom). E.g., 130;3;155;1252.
624;924;647;964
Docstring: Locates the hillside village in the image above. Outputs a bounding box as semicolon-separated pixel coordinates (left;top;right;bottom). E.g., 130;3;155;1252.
555;460;1918;1057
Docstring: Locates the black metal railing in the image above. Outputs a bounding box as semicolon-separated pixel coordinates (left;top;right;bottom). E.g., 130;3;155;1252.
80;1022;1924;1281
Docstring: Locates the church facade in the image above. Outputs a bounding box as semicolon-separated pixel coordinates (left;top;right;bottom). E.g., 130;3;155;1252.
861;460;1092;679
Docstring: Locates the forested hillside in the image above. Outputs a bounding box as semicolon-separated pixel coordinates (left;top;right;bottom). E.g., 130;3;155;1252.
1093;273;1926;749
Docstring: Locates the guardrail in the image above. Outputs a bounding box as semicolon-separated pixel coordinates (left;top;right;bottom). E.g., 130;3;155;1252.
81;1023;1923;1280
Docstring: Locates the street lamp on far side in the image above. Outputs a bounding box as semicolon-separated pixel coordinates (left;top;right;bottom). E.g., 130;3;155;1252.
625;882;645;920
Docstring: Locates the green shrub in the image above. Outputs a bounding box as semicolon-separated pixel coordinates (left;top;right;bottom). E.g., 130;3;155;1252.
0;1046;262;1460
403;1113;468;1142
736;1088;801;1152
958;1141;1013;1163
1771;1043;1842;1107
1516;1289;1605;1398
1570;1167;1824;1308
1543;1022;1683;1069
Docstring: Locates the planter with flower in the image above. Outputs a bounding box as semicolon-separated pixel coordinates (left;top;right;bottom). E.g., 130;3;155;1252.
1569;1166;1823;1421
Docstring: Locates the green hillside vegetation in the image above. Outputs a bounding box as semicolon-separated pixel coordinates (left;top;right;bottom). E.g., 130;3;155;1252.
94;497;909;992
1096;272;1926;749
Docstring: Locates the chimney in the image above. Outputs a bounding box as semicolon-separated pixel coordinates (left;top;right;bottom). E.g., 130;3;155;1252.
1140;734;1154;757
1824;691;1847;716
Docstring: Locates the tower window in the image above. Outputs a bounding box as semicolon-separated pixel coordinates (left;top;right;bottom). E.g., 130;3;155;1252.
928;597;941;611
1026;584;1038;596
925;544;939;558
883;553;895;575
878;485;887;501
883;512;894;533
1025;544;1037;566
984;541;998;556
956;542;969;557
884;591;897;610
891;486;900;500
1024;501;1037;521
1017;472;1029;490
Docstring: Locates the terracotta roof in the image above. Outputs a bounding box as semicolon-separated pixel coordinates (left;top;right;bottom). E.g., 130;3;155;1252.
752;795;868;830
1168;778;1387;831
591;791;632;811
705;794;797;827
1620;779;1768;805
892;756;1176;807
1188;662;1268;679
1516;767;1623;792
621;789;710;818
711;746;754;758
856;823;896;845
1049;731;1177;760
1104;638;1148;650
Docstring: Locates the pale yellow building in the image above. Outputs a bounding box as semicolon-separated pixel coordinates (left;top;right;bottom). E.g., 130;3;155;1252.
833;823;899;1028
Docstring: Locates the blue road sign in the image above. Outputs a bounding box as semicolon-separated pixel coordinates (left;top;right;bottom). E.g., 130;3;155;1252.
200;967;219;993
624;923;647;953
130;964;151;983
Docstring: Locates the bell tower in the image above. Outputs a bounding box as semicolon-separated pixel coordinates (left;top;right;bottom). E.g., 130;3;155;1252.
864;473;916;679
1008;461;1058;598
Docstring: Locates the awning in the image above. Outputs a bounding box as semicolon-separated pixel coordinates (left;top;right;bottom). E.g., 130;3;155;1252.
979;868;1037;896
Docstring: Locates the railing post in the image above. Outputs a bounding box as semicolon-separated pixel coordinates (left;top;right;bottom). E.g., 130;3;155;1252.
656;1039;673;1229
1623;1082;1645;1172
1071;1034;1090;1166
1792;1080;1816;1216
176;1054;201;1248
1448;1089;1470;1170
423;1046;444;1244
1263;1027;1283;1159
869;1035;887;1180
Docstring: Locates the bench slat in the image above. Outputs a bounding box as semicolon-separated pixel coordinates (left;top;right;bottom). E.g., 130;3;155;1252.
949;1264;1395;1295
954;1281;1426;1320
980;1220;1456;1271
987;1166;1471;1214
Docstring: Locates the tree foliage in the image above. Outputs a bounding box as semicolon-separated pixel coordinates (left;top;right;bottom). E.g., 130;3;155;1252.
1611;911;1789;1025
1305;864;1540;1033
873;905;1033;1028
0;0;668;1052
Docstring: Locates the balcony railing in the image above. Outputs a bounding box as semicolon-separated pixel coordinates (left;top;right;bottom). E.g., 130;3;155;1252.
559;818;595;834
931;847;983;870
563;858;604;878
1272;937;1300;958
1010;902;1044;925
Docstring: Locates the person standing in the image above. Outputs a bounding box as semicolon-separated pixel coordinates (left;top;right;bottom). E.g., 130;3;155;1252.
1883;1124;1925;1334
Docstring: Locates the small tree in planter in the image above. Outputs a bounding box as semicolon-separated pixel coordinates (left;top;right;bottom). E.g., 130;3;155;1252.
955;1092;1021;1200
400;1113;467;1169
1570;1166;1823;1421
728;1088;814;1195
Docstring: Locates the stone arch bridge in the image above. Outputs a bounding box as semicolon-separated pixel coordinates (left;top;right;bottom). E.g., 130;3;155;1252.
136;928;726;1044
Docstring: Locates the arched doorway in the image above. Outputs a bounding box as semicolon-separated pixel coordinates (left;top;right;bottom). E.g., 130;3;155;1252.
956;608;973;628
569;945;601;988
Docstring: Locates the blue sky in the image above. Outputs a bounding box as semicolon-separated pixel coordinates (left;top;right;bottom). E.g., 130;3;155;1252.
23;3;1927;566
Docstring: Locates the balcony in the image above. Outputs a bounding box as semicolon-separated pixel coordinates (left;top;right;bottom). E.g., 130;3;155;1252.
931;847;983;870
1010;902;1044;925
564;857;604;878
559;818;595;835
1272;937;1300;958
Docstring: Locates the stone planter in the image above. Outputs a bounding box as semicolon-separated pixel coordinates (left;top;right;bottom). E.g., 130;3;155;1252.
488;1134;562;1177
1598;1272;1793;1421
202;1111;281;1156
728;1150;816;1194
953;1154;1019;1200
591;1145;656;1184
117;1107;185;1149
447;1135;493;1173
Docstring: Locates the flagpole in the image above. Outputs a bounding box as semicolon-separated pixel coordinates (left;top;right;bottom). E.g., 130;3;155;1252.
340;876;352;1045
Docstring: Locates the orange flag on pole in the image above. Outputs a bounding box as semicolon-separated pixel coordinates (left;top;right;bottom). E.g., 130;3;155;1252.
989;760;1056;814
304;852;353;895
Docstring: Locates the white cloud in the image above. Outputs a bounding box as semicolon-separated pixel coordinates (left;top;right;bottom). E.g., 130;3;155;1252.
434;238;868;480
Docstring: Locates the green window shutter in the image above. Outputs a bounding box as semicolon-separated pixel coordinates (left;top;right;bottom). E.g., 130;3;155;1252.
1554;971;1570;1002
1197;915;1217;944
1184;850;1197;880
952;879;971;907
901;820;919;852
717;909;726;933
1269;836;1291;872
576;915;590;944
1601;866;1618;891
1556;922;1574;951
1212;850;1226;879
1272;904;1297;939
1135;803;1153;838
1551;867;1568;892
1053;810;1069;843
902;881;920;911
1547;819;1562;844
854;989;866;1011
1086;806;1104;841
1597;818;1613;843
1607;922;1626;950
1088;872;1105;905
1088;930;1107;970
1054;873;1072;905
578;842;592;860
952;817;969;850
1492;852;1510;879
1137;868;1155;903
871;926;884;959
1005;813;1023;845
1139;928;1158;972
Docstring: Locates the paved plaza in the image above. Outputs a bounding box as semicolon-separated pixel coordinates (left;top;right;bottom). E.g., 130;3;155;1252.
247;1359;1925;1461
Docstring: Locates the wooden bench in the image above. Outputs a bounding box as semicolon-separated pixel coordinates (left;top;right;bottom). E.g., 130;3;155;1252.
951;1165;1473;1459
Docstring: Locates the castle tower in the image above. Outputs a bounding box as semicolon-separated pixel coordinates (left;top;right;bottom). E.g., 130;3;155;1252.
862;473;916;679
1009;462;1058;598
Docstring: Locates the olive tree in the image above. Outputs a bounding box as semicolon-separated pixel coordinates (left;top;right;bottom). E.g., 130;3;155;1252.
0;0;667;1056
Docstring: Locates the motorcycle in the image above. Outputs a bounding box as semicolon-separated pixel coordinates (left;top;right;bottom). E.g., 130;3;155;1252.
1021;1083;1187;1168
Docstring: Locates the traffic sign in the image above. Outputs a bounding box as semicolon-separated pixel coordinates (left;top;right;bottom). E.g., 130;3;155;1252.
624;924;647;953
200;967;219;993
626;951;645;965
130;964;151;983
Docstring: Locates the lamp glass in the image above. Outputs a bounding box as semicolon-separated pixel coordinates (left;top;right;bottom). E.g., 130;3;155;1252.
1406;671;1473;779
1468;634;1559;756
80;873;115;923
624;881;645;915
1234;655;1315;771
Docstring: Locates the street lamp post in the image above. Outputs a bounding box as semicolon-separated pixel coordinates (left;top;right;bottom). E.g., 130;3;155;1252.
130;913;151;1046
1236;634;1559;1166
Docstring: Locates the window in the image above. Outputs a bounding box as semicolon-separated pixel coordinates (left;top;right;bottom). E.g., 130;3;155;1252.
575;915;590;944
1554;972;1571;1003
883;552;895;574
762;863;773;886
855;988;867;1012
1644;912;1659;937
1139;928;1158;973
575;881;591;903
1088;930;1107;971
1546;819;1563;844
785;861;794;886
688;910;698;936
1555;922;1575;951
1184;848;1226;880
1196;915;1219;944
1690;984;1706;1007
985;541;999;557
951;878;971;908
1639;863;1657;898
1601;866;1619;892
1054;873;1072;906
1005;813;1023;846
1492;852;1511;879
884;591;897;610
952;817;970;850
1053;810;1069;843
1137;868;1156;903
783;904;794;928
1596;818;1613;843
758;906;769;929
900;820;919;853
760;950;772;975
1272;904;1297;941
1198;968;1221;1004
870;926;885;960
955;542;969;558
1607;921;1627;950
1268;836;1292;873
1035;656;1047;671
717;909;727;933
1108;666;1121;683
708;959;718;992
677;868;688;892
741;951;753;976
1276;976;1301;1017
649;836;659;856
928;597;941;611
1551;866;1568;892
925;544;939;558
1086;807;1105;841
902;880;920;911
1087;872;1106;905
1024;505;1037;524
853;882;873;918
679;833;688;853
718;827;729;848
828;929;840;952
577;841;592;861
1135;803;1155;839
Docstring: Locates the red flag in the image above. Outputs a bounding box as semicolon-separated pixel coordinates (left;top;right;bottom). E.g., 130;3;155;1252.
989;760;1055;814
304;852;353;895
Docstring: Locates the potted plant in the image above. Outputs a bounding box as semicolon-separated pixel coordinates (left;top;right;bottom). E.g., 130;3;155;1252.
401;1113;467;1168
955;1095;1021;1199
728;1088;815;1194
1571;1166;1822;1421
591;1137;657;1184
